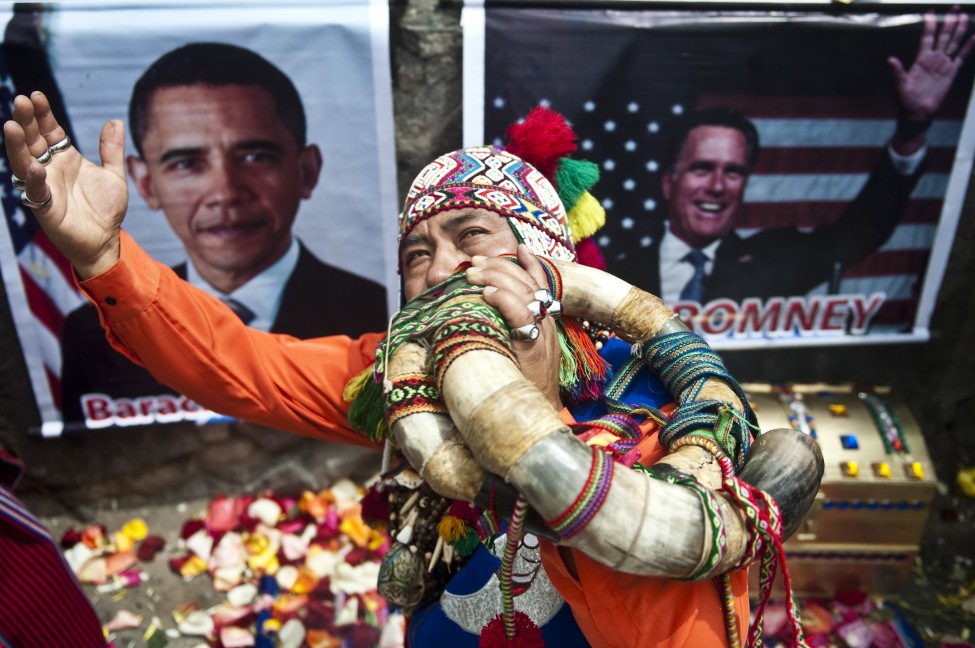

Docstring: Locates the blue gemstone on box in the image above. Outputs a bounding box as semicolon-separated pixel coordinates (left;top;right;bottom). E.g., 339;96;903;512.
840;434;859;450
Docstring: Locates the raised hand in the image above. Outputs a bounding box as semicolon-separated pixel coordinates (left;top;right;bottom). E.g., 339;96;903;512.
889;6;974;124
3;91;129;278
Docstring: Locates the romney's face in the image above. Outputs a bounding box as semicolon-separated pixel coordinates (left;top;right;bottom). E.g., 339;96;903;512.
128;83;320;287
663;125;749;249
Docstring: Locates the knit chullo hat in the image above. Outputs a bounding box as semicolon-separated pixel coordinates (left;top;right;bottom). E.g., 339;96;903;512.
398;106;607;268
344;107;610;438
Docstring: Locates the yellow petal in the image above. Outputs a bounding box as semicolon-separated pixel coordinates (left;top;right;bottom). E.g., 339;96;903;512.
122;518;148;541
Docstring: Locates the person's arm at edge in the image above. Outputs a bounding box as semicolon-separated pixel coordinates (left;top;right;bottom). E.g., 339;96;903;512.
78;229;383;448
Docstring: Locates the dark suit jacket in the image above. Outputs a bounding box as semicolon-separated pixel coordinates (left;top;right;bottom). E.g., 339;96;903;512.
60;242;388;424
642;151;923;303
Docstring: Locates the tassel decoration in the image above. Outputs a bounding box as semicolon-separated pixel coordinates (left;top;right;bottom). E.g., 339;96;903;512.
559;318;611;404
574;237;607;271
437;516;468;543
503;107;578;183
346;372;386;442
452;526;483;557
447;500;482;524
555;158;600;213
341;365;374;403
359;485;389;525
566;191;606;243
479;612;545;648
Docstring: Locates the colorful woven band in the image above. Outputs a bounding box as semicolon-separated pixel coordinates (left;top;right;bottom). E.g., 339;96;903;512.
535;256;564;300
384;373;448;427
641;331;756;472
546;446;614;539
431;309;516;389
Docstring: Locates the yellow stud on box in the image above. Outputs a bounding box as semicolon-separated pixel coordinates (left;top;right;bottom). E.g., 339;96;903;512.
905;462;924;480
841;461;859;478
872;462;891;479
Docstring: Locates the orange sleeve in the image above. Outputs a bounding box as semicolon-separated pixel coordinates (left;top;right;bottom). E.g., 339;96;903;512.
76;230;382;449
540;409;750;647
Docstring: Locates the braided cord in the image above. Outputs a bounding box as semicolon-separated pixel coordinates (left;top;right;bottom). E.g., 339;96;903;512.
641;331;757;473
668;435;809;648
499;496;530;639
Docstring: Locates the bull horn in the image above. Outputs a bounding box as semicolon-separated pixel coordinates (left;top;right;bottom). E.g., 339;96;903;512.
388;259;824;578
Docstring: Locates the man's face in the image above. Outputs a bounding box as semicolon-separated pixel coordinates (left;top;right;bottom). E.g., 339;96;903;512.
127;84;321;289
662;125;749;249
399;208;520;301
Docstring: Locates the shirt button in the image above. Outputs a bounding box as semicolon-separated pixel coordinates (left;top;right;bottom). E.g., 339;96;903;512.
105;296;117;306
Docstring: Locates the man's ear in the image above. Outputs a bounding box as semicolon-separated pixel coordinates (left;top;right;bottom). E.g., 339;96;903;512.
297;144;323;199
126;155;161;210
662;169;674;203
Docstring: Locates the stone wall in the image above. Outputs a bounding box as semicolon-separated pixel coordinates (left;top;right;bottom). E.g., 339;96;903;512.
1;0;973;521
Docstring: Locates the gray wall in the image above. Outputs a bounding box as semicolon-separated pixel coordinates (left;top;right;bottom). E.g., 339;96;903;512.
1;1;973;520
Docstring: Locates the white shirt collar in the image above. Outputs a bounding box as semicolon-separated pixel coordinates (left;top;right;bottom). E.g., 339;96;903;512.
659;222;721;305
187;237;301;332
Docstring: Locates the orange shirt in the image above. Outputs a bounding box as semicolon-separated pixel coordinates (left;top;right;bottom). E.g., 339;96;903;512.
540;420;751;647
80;230;750;647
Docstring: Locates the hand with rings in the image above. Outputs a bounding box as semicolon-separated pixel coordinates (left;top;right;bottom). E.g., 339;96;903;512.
4;91;130;279
466;244;565;409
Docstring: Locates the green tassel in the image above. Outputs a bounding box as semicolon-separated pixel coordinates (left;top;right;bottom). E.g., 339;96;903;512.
555;158;600;212
451;526;483;557
347;375;387;442
556;320;581;393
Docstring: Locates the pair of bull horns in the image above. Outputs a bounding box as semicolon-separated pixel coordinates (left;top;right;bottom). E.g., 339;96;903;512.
389;259;824;579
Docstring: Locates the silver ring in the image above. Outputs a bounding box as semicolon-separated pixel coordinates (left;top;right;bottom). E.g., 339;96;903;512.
527;299;546;321
533;288;554;306
510;322;540;342
11;175;26;190
21;191;53;210
527;288;561;321
50;135;72;154
35;148;53;166
546;299;562;319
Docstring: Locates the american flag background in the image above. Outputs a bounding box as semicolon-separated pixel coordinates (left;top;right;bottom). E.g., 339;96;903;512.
0;15;85;432
470;6;975;346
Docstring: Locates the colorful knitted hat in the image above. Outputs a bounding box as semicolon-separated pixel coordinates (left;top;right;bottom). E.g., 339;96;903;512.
398;106;607;267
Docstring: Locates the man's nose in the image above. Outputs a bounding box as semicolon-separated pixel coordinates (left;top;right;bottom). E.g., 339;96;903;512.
203;160;247;207
706;171;727;193
425;248;468;289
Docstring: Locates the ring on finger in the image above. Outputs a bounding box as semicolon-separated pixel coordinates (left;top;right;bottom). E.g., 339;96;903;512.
530;288;562;320
527;299;547;321
35;148;53;165
11;175;26;190
510;322;540;342
21;191;53;211
50;135;72;154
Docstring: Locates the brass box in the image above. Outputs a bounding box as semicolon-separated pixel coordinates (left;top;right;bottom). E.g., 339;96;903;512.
743;384;936;597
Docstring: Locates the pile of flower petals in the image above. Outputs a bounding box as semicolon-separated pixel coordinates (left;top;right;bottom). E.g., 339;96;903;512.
167;478;398;648
60;517;165;592
759;592;929;648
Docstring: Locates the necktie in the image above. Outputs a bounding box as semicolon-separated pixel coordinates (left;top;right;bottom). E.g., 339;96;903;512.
679;249;708;303
223;298;255;325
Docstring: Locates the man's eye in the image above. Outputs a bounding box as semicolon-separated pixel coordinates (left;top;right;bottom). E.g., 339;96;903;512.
241;151;278;164
167;159;203;173
404;249;429;266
